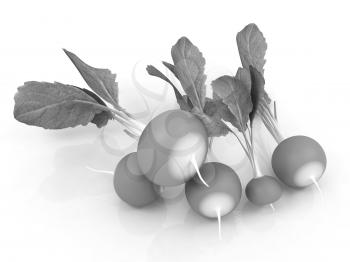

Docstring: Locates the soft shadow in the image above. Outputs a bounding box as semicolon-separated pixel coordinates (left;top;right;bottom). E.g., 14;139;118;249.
38;121;139;202
147;198;241;262
275;183;316;215
43;125;100;141
233;200;278;232
38;140;121;202
114;198;167;236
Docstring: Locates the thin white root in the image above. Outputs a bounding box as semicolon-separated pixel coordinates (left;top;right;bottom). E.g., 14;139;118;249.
310;177;326;213
86;166;114;175
270;204;276;212
311;176;323;195
216;208;222;240
191;155;209;187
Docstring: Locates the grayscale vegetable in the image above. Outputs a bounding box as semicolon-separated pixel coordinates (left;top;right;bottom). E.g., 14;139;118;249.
272;136;327;188
137;109;208;186
243;66;282;206
14;82;112;129
149;26;284;207
185;162;242;219
146;37;230;137
211;66;282;206
236;25;328;189
13;49;144;136
12;23;327;221
245;176;282;205
114;152;159;207
236;23;267;74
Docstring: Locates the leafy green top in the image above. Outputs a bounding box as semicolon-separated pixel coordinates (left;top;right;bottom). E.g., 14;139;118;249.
14;81;110;129
13;50;135;131
236;23;267;74
147;24;270;137
147;37;232;137
13;23;274;143
212;75;252;132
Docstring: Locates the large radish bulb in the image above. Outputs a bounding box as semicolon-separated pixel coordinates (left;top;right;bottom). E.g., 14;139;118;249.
185;162;242;219
114;152;159;207
245;176;282;206
137;110;208;186
272;136;327;188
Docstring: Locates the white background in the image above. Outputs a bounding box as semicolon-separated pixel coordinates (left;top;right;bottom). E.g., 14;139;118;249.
1;0;349;261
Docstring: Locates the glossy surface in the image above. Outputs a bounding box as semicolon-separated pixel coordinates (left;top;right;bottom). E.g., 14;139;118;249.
185;162;242;218
272;136;327;188
114;152;159;207
245;176;282;205
137;110;208;186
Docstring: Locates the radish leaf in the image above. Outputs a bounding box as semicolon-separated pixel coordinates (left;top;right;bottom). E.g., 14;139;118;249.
146;65;191;111
162;61;178;78
192;106;229;137
236;67;251;90
204;98;237;126
76;87;114;127
161;61;194;110
236;23;267;74
90;111;113;128
14;82;111;129
249;66;265;124
171;37;207;111
63;49;126;112
212;75;252;131
236;66;271;105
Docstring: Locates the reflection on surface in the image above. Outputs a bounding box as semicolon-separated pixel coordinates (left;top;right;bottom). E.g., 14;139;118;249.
37;99;324;262
115;199;167;236
39;141;118;202
39;121;139;202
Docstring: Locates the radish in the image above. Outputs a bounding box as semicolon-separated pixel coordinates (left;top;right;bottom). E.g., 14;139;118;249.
137;109;208;186
258;99;327;188
185;162;242;219
254;78;327;188
238;25;327;189
114;152;160;207
147;29;282;208
212;66;283;206
271;135;327;188
245;176;282;205
234;23;327;190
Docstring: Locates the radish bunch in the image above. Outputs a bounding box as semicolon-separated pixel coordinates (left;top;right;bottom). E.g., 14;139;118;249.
114;109;242;220
114;24;327;220
13;23;327;231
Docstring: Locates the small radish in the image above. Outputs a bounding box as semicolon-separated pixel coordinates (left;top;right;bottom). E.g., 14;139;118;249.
212;66;283;207
137;109;208;186
245;176;282;206
185;162;242;219
260;104;327;188
114;152;159;207
271;135;327;188
255;88;327;188
243;61;328;190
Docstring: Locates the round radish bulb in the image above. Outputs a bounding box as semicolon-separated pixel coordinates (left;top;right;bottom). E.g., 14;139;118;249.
114;152;159;207
137;110;208;186
185;162;242;219
272;135;327;188
245;176;282;206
